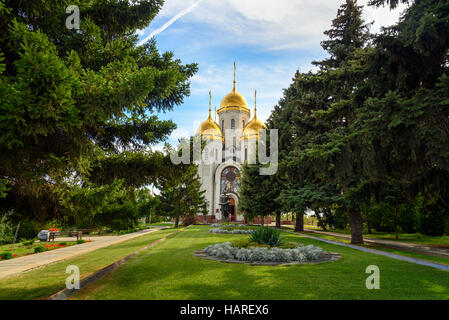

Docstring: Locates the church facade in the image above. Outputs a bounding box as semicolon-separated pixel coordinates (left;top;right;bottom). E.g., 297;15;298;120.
196;65;265;222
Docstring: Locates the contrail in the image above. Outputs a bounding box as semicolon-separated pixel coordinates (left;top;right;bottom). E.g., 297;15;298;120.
138;0;204;46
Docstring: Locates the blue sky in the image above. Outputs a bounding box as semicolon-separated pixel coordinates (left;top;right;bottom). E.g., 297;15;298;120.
136;0;407;148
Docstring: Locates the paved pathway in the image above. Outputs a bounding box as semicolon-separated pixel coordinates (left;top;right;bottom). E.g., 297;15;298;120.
0;229;160;280
304;229;449;259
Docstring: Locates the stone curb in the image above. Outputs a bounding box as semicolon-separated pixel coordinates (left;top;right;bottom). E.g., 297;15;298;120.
48;228;185;300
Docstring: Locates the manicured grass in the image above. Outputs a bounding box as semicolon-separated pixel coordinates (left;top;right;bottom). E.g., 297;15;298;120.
304;231;449;266
0;228;176;300
306;228;449;246
73;225;449;300
149;223;175;227
0;241;77;259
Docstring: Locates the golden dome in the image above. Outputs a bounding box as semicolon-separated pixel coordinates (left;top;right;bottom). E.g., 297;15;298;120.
219;90;249;110
241;90;265;140
217;62;250;116
198;92;224;141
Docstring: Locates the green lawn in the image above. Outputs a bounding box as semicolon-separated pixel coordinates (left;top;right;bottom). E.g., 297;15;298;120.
304;227;449;246
72;225;449;300
0;228;176;300
302;230;449;266
149;223;175;227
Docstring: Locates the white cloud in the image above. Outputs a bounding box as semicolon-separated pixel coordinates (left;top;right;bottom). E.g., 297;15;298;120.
149;0;407;50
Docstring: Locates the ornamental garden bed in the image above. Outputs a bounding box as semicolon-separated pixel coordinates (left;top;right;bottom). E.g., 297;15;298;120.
198;227;341;265
0;239;91;261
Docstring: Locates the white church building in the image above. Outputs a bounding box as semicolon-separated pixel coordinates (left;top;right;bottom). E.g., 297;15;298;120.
196;65;265;223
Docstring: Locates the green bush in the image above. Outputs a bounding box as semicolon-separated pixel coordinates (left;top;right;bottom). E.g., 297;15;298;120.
34;246;47;253
58;242;68;246
17;220;40;240
20;238;36;247
0;216;14;244
76;240;86;244
249;227;281;247
182;216;196;227
0;252;13;260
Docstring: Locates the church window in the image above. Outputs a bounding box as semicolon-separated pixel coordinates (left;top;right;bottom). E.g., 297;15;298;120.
220;167;240;194
231;119;235;129
245;148;248;161
222;120;224;130
242;120;245;128
204;148;209;161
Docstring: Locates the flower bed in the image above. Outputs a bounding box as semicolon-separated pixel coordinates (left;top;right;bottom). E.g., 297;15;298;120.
0;240;90;260
201;241;325;263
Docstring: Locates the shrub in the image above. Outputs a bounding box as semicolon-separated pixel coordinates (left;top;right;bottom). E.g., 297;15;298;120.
17;219;40;240
0;252;13;260
182;216;196;227
58;242;68;246
34;246;47;253
0;216;14;245
249;227;281;246
118;229;137;235
76;240;86;244
20;238;36;247
203;242;323;263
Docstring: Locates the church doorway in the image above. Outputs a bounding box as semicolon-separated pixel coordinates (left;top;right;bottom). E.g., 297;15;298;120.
229;197;236;222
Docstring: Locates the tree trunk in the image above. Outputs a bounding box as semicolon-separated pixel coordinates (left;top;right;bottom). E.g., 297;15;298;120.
276;212;281;229
11;222;21;250
394;208;399;240
175;213;180;228
316;213;328;232
294;212;304;232
350;207;363;244
261;216;264;226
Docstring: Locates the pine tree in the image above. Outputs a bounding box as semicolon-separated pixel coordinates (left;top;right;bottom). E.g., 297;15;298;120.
0;0;197;221
157;158;207;228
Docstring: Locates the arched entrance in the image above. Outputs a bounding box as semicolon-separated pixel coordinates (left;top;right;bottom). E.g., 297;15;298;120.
214;161;243;221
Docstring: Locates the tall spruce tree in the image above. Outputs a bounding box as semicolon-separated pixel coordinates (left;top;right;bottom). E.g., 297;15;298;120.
239;162;281;226
157;162;207;228
276;0;370;243
0;0;197;222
